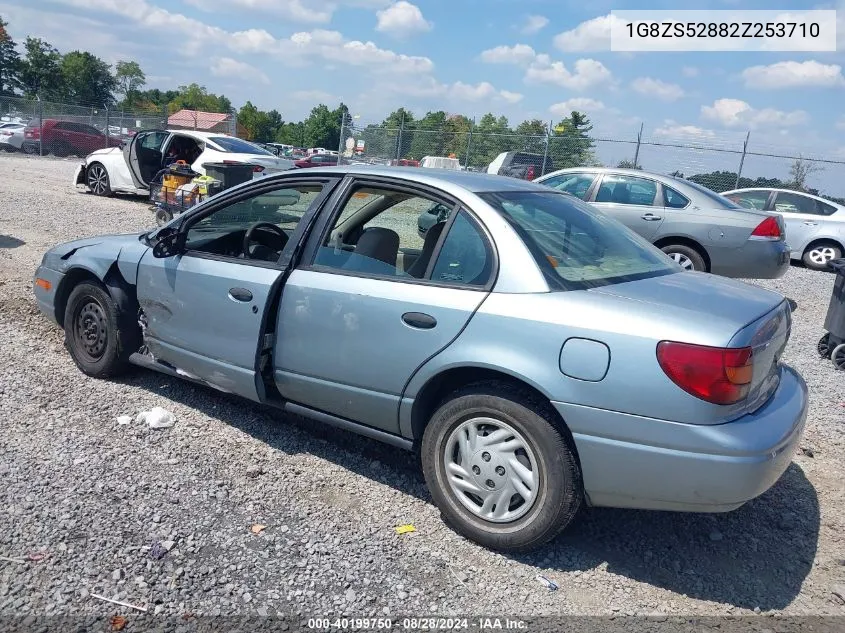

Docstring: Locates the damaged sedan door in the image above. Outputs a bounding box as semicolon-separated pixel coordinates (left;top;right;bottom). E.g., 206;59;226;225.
135;177;337;402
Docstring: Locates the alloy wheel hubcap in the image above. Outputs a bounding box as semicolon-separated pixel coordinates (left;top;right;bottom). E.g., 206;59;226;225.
443;417;539;523
75;300;107;359
668;252;694;270
809;247;836;265
88;166;107;194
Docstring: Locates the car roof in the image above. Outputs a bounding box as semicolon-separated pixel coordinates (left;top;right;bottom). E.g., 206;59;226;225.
543;166;665;178
725;187;845;208
273;165;555;193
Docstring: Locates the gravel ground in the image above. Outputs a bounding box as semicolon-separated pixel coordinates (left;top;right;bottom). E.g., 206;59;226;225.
1;153;844;621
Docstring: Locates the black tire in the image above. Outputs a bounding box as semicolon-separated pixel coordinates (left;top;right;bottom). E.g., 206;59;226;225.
63;281;137;378
421;381;582;552
833;344;845;371
50;141;72;158
660;244;707;272
818;333;832;359
86;162;112;196
22;143;38;155
802;242;842;271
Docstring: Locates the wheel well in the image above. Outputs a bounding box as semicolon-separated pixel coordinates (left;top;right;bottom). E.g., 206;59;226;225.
54;268;101;327
410;367;580;461
653;236;710;271
803;237;843;255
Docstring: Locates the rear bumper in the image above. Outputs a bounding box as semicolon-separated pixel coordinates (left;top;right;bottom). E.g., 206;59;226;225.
33;265;65;326
554;364;808;512
709;239;790;279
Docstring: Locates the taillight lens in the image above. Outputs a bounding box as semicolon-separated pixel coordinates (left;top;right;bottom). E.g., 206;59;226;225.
750;216;781;240
656;341;753;405
252;165;265;173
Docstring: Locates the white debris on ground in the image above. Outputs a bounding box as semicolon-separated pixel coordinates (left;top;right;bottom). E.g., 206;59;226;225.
135;407;176;429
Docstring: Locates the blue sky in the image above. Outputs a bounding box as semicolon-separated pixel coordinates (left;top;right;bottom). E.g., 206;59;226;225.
2;0;844;193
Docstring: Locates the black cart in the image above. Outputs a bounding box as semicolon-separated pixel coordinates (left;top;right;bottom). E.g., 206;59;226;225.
202;162;258;191
818;258;845;370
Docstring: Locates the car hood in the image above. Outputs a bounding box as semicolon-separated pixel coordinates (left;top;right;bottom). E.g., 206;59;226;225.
590;270;784;331
43;232;150;285
86;146;122;159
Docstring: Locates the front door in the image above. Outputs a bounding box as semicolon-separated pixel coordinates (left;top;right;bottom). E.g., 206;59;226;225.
590;173;664;240
136;177;338;401
273;179;495;433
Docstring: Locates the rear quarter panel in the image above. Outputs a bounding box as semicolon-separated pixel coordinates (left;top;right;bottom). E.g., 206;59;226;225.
657;206;760;249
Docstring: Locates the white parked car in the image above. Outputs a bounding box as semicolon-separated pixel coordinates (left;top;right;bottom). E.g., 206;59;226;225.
420;156;461;170
0;122;25;151
74;129;296;197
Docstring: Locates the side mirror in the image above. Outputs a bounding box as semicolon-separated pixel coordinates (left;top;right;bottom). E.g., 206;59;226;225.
152;231;183;258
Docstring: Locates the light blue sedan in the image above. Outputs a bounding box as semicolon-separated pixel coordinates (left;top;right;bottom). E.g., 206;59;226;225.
33;166;808;552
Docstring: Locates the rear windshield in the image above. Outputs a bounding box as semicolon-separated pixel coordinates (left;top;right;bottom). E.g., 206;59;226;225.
668;177;743;210
481;191;678;290
208;136;274;155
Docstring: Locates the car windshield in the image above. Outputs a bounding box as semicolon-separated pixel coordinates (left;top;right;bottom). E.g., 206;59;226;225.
481;191;678;290
668;177;743;210
208;136;274;155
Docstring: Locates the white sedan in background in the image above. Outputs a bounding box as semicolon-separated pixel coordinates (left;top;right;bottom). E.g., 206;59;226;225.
0;122;25;151
74;129;295;197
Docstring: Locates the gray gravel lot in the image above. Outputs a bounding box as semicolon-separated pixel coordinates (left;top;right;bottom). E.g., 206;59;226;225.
0;153;844;620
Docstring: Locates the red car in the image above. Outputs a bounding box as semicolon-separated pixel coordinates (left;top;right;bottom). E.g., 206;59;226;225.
294;153;339;168
23;119;122;157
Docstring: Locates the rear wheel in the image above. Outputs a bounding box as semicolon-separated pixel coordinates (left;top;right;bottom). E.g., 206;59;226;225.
421;382;582;552
86;163;112;196
661;244;706;272
64;281;136;378
802;242;842;271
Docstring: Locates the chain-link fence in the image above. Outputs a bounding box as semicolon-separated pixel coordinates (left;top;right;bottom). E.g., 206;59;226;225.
340;120;844;199
0;95;169;157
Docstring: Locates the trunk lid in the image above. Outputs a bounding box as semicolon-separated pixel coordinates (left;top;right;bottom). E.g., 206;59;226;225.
592;271;790;416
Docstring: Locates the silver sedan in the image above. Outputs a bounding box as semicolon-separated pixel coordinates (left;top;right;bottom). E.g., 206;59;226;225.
723;187;845;271
535;167;790;279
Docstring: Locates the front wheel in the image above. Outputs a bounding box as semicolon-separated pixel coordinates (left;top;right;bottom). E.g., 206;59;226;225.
421;382;582;552
64;281;137;378
661;244;706;271
86;162;112;196
802;243;842;271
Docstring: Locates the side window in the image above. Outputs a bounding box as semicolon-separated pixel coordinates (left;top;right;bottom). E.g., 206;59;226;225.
726;190;770;210
314;185;452;278
663;186;690;209
430;210;492;287
595;175;657;206
542;173;595;201
54;122;71;131
80;124;102;135
773;192;817;215
141;131;168;151
817;200;838;216
185;184;325;260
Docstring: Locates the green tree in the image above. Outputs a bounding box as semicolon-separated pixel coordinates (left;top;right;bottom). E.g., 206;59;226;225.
514;119;548;155
275;121;306;146
115;60;145;107
61;51;116;106
302;103;342;148
616;159;641;169
408;110;447;159
380;107;415;158
470;113;511;167
168;83;231;114
551;111;596;168
238;101;283;142
443;114;473;162
18;37;64;100
789;155;823;192
0;17;21;95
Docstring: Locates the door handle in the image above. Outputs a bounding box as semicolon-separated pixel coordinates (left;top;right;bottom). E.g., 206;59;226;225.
228;287;253;302
803;221;818;226
641;213;662;221
402;312;437;329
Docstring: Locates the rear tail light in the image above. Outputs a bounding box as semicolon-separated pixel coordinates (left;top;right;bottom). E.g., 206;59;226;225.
526;165;536;181
25;128;39;139
750;216;782;240
656;341;753;405
252;165;265;173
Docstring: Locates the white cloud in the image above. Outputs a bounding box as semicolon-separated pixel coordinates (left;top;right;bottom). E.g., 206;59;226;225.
479;44;537;65
184;0;333;23
700;98;808;129
210;57;269;84
381;76;522;105
525;58;613;91
741;60;845;89
630;77;684;101
681;66;699;78
654;120;715;138
553;14;624;52
291;90;338;103
52;0;434;75
375;1;432;37
499;90;524;104
520;14;549;35
549;98;605;117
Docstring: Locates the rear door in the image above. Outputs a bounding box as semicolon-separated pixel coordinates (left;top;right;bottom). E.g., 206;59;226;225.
590;173;664;239
273;177;495;433
770;191;823;251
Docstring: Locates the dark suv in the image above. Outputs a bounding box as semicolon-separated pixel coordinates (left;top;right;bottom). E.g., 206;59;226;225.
487;151;554;181
23;119;122;157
